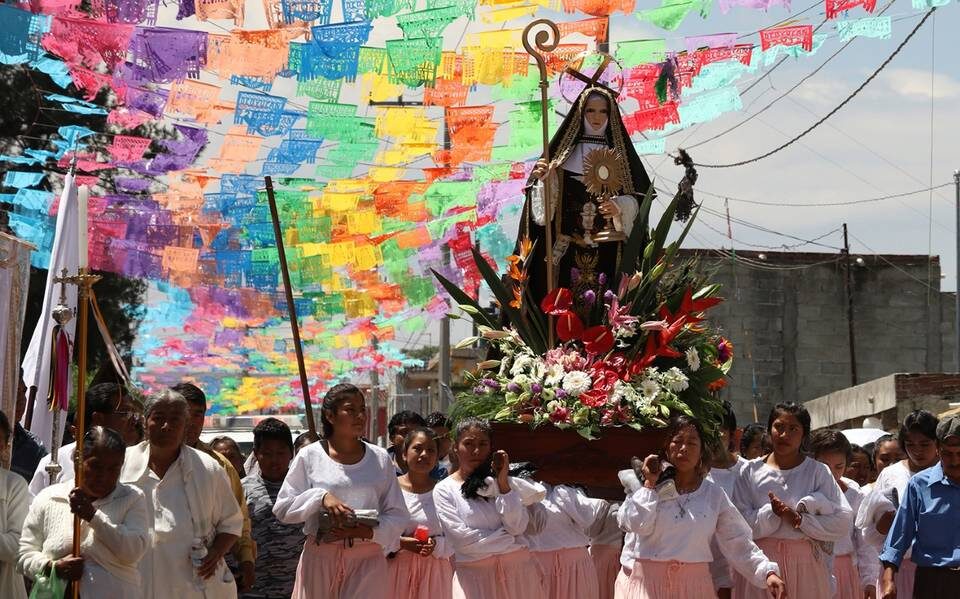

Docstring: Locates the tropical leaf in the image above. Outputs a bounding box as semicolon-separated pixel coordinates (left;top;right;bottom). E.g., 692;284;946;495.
432;269;497;329
620;183;656;276
471;248;546;353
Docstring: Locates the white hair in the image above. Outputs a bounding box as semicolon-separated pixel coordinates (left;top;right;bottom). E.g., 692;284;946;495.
143;389;189;420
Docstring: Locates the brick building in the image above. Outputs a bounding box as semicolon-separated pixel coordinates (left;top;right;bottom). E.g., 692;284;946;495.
686;249;957;425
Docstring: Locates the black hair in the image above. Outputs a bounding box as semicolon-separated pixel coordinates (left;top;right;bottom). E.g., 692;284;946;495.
740;423;766;455
873;434;898;460
171;382;205;408
211;435;243;457
82;425;126;456
253;417;293;453
455;418;493;500
0;411;10;444
402;427;439;454
665;414;711;468
321;383;364;439
426;411;452;430
809;429;853;460
388;410;426;438
898;409;938;446
767;403;812;439
720;400;737;434
295;431;319;452
85;383;127;424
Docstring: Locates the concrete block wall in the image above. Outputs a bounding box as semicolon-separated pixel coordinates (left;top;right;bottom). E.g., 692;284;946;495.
680;250;944;425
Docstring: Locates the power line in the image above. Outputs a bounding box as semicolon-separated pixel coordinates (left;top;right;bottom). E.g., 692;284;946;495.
686;7;938;169
846;230;941;292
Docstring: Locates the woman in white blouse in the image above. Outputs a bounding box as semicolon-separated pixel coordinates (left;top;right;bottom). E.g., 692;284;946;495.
733;403;852;599
616;415;785;599
20;426;149;598
0;411;28;599
525;481;606;599
119;390;243;599
809;429;877;599
856;410;939;599
273;383;408;598
389;427;454;598
433;418;547;599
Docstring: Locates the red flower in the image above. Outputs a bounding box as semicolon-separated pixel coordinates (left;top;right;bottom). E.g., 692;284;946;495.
660;287;723;325
590;366;620;393
708;377;728;392
549;406;571;423
580;389;609;408
717;338;734;363
582;325;615;355
541;288;573;316
556;310;584;342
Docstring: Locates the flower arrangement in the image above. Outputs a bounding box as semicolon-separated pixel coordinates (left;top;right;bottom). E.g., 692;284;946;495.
434;187;732;439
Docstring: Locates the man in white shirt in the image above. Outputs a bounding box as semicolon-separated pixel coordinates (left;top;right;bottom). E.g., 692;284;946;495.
29;382;139;496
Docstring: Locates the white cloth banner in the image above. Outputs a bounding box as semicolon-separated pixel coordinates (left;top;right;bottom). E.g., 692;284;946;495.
0;232;34;468
21;171;79;450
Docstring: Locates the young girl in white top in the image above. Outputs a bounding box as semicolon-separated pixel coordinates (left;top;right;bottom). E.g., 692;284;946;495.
616;415;786;599
525;481;606;599
588;501;622;599
389;427;454;599
274;384;409;598
810;429;877;599
19;426;149;599
706;400;750;599
433;418;546;599
857;410;939;599
732;403;852;599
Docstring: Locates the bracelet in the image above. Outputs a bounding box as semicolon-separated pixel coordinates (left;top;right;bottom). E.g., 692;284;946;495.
793;513;803;529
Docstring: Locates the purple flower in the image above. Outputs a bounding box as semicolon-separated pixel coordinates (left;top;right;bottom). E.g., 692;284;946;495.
507;382;522;393
598;272;607;286
531;383;543;394
556;389;568;399
482;379;501;390
570;267;581;283
473;385;485;395
603;290;616;303
582;290;596;306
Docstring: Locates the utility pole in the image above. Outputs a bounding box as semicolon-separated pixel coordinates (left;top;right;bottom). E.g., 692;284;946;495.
842;223;858;386
954;170;960;372
366;95;426;435
370;337;381;444
438;120;452;412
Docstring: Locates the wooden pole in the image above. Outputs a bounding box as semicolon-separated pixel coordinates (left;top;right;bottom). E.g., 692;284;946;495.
523;18;560;349
70;269;98;599
842;224;858;386
264;176;318;437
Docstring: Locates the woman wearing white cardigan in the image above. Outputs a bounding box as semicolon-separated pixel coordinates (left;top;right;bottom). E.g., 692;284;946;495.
0;411;28;599
120;390;243;599
19;426;149;598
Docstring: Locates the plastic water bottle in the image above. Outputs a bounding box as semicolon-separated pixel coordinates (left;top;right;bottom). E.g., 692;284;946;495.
190;538;208;591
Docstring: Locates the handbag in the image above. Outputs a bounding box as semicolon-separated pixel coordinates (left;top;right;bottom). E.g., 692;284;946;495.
29;567;66;599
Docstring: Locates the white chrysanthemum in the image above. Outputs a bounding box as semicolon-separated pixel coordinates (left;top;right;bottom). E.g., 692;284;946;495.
561;371;592;396
663;367;689;392
510;354;534;376
685;347;700;372
544;363;566;387
612;380;639;404
643;367;660;380
530;358;547;382
640;378;660;399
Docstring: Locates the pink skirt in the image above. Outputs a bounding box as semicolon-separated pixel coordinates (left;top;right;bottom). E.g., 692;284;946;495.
832;554;860;599
387;550;454;599
291;540;387;598
452;548;547;599
590;544;621;599
734;537;830;599
532;547;600;599
614;560;717;599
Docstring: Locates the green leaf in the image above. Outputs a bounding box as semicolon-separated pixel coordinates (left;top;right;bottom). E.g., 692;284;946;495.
471;247;546;353
576;426;597;440
627;421;646;432
432;269;497;329
454;336;480;349
620;183;655;274
494;407;514;420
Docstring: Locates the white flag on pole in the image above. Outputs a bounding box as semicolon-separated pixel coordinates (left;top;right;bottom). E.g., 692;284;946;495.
21;170;79;450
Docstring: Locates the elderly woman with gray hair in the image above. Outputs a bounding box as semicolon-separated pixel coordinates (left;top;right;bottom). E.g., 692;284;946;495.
120;389;243;599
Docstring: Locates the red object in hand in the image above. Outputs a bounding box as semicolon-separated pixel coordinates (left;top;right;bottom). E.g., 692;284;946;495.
414;525;429;543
